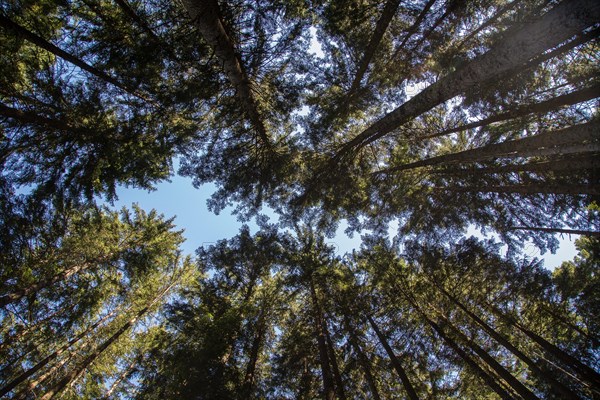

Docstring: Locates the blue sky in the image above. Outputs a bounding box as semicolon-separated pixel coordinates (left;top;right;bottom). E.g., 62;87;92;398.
108;163;579;271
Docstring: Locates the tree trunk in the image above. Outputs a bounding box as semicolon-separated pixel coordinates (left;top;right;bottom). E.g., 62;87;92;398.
442;184;600;196
433;282;578;399
241;308;266;399
349;0;401;94
455;0;522;50
324;318;346;400
0;262;93;308
489;303;600;390
101;356;138;399
0;307;120;397
411;1;460;52
421;83;600;140
367;315;419;400
392;0;437;58
0;103;72;131
180;0;270;147
434;153;599;176
333;0;600;161
309;276;336;400
378;119;599;174
342;313;382;400
14;348;75;400
39;279;177;400
0;15;144;100
508;226;600;237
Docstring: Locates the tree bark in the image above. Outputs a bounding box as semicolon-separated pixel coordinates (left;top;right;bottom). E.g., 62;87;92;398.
0;262;93;308
434;153;600;176
508;226;600;237
333;0;600;161
349;0;401;95
455;0;522;50
433;282;578;399
0;307;120;397
101;356;137;399
342;313;382;400
367;315;419;400
241;308;266;399
442;184;600;196
377;119;599;174
420;83;600;140
488;303;600;390
0;15;145;100
180;0;270;147
309;276;336;400
324;318;346;400
39;279;177;400
392;0;437;58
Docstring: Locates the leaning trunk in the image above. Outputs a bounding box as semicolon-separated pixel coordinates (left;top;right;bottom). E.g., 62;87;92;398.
367;314;419;400
334;0;600;160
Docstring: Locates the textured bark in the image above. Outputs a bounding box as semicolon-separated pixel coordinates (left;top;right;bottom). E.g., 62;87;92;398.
420;83;600;140
309;276;336;400
489;303;600;390
180;0;270;147
378;119;599;174
39;279;177;400
0;307;120;397
434;282;578;399
349;0;401;94
333;0;600;161
0;15;144;99
367;315;419;400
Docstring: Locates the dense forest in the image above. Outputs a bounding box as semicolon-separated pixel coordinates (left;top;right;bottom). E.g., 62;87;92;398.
1;0;599;398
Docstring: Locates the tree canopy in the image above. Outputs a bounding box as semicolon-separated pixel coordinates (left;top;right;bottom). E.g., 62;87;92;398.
1;0;598;398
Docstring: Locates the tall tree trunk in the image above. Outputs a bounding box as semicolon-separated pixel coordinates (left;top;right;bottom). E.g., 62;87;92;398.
180;0;270;147
101;356;138;399
0;15;145;100
489;303;600;390
349;0;401;95
508;226;600;237
333;0;600;161
14;348;76;400
111;0;158;41
342;313;382;400
411;1;461;52
0;262;94;308
377;119;599;174
308;276;336;400
367;315;419;400
434;153;599;176
0;307;120;397
455;0;522;50
432;282;578;399
241;308;266;399
0;302;75;353
442;184;600;196
323;318;346;400
392;0;437;58
39;279;177;400
420;83;600;140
